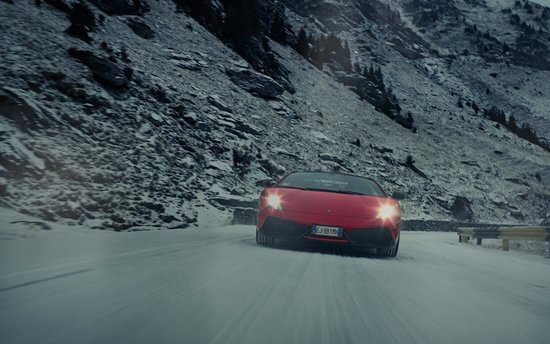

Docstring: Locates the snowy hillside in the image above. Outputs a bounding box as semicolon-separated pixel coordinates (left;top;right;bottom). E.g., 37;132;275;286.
0;0;549;230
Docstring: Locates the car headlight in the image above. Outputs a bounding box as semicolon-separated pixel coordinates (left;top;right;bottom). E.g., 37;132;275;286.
267;195;283;210
377;204;396;219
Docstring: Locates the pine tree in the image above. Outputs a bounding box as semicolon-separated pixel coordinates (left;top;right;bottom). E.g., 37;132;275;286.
375;66;385;91
220;0;261;67
471;101;480;114
222;0;260;40
269;10;286;44
65;0;96;43
325;33;341;55
508;114;518;133
341;40;352;72
296;27;309;58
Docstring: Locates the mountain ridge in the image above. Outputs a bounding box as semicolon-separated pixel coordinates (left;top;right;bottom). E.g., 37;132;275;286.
0;0;548;230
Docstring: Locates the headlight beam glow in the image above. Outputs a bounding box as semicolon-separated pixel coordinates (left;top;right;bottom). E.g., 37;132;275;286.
377;204;396;219
267;195;283;210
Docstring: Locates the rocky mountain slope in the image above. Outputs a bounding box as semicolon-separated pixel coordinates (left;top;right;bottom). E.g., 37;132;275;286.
0;0;549;230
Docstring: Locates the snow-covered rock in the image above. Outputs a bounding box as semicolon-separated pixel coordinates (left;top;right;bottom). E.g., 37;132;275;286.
225;67;284;99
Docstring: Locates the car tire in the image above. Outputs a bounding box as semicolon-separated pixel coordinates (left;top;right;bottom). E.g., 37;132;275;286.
377;239;399;257
256;230;275;246
256;230;263;245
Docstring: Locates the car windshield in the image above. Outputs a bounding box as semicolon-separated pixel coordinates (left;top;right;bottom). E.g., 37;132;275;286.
277;172;386;196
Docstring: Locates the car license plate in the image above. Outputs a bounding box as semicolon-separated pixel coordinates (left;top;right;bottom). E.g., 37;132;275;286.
312;225;343;237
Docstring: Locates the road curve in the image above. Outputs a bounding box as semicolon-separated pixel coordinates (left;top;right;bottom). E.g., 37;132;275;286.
1;224;549;344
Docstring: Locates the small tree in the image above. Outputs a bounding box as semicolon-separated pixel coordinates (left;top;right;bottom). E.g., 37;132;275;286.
269;10;286;44
65;0;96;43
508;114;518;133
471;101;480;114
296;27;309;58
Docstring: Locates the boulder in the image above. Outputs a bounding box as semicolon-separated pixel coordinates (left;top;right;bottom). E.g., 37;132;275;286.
234;122;262;136
0;88;49;130
319;153;344;165
225;67;284;99
489;194;507;208
68;48;129;87
127;17;155;39
89;0;149;16
138;201;165;213
259;159;286;176
509;210;524;220
207;95;232;113
432;195;450;209
450;196;474;221
182;112;198;125
209;196;257;208
232;147;254;169
170;52;207;70
392;190;408;200
207;161;233;173
268;100;296;118
232;208;257;225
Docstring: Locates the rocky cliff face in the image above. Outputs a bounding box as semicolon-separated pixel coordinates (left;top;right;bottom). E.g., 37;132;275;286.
0;0;548;230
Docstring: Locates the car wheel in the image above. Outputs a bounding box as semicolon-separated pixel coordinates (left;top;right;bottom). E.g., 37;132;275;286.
256;230;275;246
377;239;399;257
256;230;265;245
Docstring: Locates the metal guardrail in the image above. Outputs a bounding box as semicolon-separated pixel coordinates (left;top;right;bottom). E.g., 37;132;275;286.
458;226;550;257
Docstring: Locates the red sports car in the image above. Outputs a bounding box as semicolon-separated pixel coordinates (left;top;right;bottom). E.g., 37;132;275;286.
256;171;401;257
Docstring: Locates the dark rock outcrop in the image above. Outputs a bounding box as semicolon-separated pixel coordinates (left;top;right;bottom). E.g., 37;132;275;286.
68;48;129;87
210;196;257;208
225;67;284;99
232;208;257;225
319;153;344;165
450;196;474;222
0;88;49;131
89;0;149;16
127;17;155;39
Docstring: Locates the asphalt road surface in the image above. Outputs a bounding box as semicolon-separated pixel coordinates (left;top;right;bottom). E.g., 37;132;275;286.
1;223;549;344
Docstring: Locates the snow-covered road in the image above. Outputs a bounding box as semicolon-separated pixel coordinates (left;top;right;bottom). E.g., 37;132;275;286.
1;214;549;344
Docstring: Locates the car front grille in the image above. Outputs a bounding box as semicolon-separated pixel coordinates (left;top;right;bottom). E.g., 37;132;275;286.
345;228;393;247
261;217;311;240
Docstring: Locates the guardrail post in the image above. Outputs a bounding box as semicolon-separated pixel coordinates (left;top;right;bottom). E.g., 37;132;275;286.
476;238;482;245
502;239;510;251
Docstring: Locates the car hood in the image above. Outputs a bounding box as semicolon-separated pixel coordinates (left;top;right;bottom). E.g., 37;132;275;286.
276;188;386;219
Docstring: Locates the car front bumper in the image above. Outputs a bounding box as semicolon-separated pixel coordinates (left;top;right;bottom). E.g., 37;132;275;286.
260;215;399;248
